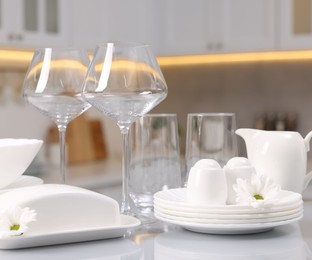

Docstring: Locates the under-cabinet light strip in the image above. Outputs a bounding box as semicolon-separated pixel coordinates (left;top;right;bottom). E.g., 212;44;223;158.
157;50;312;66
0;49;34;69
2;49;312;69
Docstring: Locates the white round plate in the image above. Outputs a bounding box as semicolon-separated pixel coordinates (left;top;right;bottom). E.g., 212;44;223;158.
154;199;303;215
0;175;43;194
154;203;303;220
154;188;302;214
155;209;303;224
155;213;303;235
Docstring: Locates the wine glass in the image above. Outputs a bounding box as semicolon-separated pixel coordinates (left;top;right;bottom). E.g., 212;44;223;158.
22;48;91;183
82;43;168;214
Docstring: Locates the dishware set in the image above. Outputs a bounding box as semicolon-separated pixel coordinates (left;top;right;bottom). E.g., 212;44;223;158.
0;42;309;249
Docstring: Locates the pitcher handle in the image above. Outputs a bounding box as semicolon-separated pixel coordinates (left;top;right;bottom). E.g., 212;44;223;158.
304;172;312;190
304;131;312;151
304;131;312;190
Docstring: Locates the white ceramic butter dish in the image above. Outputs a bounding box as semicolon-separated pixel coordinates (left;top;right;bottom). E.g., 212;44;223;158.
0;184;121;234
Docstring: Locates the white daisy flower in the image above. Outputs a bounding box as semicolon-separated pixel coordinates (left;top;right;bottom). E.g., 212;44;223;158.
233;174;281;208
0;205;37;238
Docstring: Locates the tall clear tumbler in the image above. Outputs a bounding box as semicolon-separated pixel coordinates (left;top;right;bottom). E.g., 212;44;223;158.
184;113;238;186
129;114;182;223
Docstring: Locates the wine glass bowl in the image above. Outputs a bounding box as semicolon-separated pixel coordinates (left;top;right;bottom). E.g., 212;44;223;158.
83;43;168;214
22;48;91;183
84;44;167;127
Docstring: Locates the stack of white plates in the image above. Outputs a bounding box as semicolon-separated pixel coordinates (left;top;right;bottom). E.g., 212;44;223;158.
154;188;303;234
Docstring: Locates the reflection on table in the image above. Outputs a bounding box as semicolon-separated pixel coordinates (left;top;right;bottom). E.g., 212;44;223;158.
153;224;310;260
0;238;142;260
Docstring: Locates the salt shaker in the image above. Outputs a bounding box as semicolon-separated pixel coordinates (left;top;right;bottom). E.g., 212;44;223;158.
187;159;227;205
224;157;255;204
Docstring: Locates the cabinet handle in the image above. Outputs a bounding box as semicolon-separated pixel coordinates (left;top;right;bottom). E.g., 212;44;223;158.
7;34;14;41
16;34;23;41
206;43;213;50
215;42;222;50
207;42;223;51
7;34;24;41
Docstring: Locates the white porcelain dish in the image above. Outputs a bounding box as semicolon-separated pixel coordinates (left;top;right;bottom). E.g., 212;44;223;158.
0;215;140;249
154;204;303;220
0;139;43;188
154;188;302;214
155;209;303;224
155;213;303;235
0;176;43;194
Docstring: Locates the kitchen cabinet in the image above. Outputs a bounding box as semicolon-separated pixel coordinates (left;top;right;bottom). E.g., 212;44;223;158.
221;0;276;52
0;0;308;55
70;0;159;52
279;0;312;50
159;0;223;55
0;0;70;48
158;0;276;55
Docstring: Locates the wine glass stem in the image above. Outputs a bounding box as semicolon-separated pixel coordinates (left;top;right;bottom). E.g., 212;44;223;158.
58;125;67;184
120;127;131;214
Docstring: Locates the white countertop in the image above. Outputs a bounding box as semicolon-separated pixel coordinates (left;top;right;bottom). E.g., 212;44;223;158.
8;158;312;259
0;184;311;259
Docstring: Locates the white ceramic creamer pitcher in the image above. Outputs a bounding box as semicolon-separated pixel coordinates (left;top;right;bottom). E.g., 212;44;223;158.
236;128;312;193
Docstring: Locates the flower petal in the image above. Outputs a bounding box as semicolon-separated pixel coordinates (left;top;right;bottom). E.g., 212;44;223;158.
233;174;281;208
0;205;37;238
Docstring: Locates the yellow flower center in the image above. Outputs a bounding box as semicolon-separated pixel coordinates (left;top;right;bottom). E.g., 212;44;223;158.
254;194;264;200
10;224;20;231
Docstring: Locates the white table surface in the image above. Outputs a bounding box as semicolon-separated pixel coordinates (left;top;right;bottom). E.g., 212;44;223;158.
0;185;311;259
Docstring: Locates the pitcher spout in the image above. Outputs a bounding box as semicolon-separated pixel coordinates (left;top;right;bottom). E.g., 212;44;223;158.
235;128;260;143
235;128;263;159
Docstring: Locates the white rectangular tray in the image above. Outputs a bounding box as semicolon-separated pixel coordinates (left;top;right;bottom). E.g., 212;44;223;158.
0;215;140;249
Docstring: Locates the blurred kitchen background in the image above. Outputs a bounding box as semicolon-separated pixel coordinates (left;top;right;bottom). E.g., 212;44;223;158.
1;0;312;193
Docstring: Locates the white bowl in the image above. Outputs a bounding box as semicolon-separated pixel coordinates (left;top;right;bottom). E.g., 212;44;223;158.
0;139;43;188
